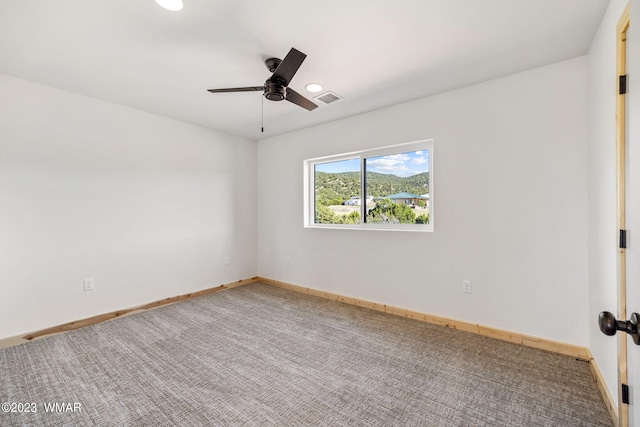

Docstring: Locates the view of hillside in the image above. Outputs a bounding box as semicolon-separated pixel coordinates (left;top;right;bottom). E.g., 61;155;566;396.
315;171;429;206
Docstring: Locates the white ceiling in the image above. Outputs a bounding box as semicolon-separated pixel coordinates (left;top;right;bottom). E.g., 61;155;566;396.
0;0;609;141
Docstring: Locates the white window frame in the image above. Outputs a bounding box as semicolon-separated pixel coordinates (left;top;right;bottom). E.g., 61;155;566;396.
304;139;433;232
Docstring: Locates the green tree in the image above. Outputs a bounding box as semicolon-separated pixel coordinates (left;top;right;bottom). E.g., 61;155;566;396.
337;210;360;224
415;214;429;224
366;199;416;224
315;205;337;223
315;205;361;225
391;203;417;223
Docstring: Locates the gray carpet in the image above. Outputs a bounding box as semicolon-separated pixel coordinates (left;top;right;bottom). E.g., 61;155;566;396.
0;282;612;426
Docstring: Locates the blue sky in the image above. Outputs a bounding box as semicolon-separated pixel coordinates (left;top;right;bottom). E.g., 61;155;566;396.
315;150;429;177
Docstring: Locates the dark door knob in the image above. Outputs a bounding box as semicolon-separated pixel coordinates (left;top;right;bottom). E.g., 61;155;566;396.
599;311;640;345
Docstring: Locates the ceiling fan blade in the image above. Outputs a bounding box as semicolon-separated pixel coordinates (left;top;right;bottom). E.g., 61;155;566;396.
269;48;306;86
285;87;318;111
207;86;264;93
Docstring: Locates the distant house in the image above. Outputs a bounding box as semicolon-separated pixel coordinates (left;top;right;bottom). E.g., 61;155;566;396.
343;197;360;206
421;194;430;208
343;196;374;206
380;192;429;207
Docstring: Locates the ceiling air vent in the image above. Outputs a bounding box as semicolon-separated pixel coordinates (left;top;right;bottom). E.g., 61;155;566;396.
314;91;343;105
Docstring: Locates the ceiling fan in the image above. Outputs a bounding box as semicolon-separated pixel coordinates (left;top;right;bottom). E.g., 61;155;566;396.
207;47;318;111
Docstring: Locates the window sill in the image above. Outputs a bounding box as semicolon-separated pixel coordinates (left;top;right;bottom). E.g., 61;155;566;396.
304;223;433;232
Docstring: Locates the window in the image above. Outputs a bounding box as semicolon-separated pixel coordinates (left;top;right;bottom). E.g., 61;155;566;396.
304;139;433;231
313;158;361;225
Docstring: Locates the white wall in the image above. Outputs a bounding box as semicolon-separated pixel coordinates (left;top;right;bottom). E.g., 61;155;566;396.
588;0;630;410
258;57;589;346
0;73;257;340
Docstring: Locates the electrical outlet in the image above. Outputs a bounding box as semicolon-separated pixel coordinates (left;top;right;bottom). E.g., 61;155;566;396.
83;278;94;291
462;280;472;294
224;257;230;266
286;256;292;265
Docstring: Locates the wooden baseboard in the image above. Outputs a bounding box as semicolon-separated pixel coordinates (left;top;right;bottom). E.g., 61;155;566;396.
588;350;619;427
257;276;591;361
0;277;258;349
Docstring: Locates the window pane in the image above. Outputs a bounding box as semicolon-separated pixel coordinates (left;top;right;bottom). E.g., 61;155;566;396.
314;158;361;224
364;150;430;224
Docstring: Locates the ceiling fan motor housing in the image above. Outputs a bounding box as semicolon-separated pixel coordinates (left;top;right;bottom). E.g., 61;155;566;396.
264;80;286;101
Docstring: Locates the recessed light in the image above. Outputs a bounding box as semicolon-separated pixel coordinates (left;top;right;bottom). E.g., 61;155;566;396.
154;0;183;11
305;83;323;93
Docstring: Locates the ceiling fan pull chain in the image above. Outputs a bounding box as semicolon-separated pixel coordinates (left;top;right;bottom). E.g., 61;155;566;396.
261;95;264;133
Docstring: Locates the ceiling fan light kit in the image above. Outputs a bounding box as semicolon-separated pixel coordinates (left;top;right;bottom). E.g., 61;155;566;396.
154;0;183;11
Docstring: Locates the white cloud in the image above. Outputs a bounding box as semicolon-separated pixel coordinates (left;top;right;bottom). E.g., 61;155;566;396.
366;154;410;173
366;152;428;177
411;157;427;165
